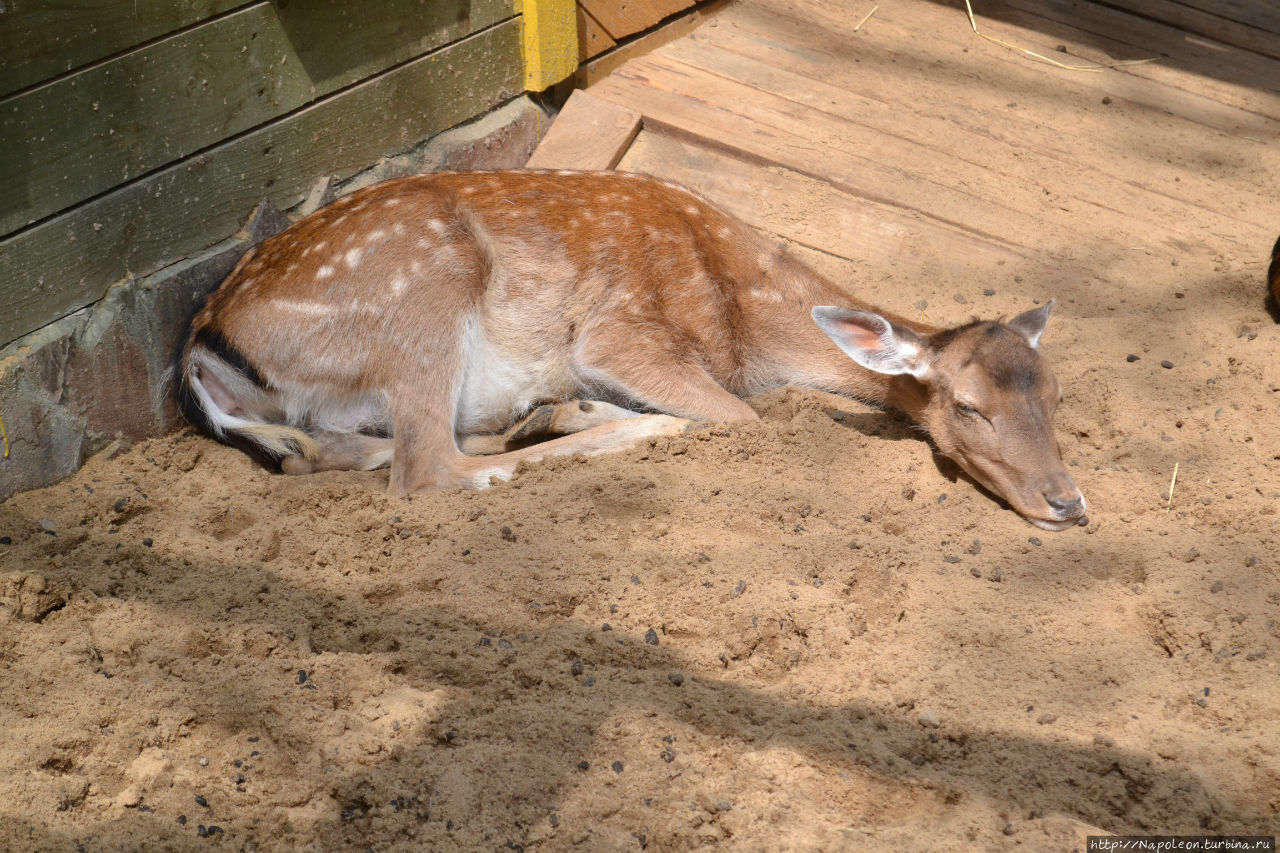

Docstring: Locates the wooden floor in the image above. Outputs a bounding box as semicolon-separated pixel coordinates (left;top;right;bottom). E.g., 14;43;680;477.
530;0;1280;329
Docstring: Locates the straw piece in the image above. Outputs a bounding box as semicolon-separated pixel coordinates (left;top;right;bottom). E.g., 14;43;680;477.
854;4;879;33
1165;461;1179;512
963;0;1157;73
0;411;7;459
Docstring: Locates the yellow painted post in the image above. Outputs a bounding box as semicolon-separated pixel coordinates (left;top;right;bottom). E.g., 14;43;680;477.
518;0;578;91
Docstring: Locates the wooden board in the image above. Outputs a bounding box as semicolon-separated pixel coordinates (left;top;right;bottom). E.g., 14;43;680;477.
591;55;1123;255
669;7;1276;236
577;6;617;60
618;130;1038;285
0;0;249;97
1097;0;1280;46
0;21;522;350
579;0;694;40
525;89;641;170
1;0;513;236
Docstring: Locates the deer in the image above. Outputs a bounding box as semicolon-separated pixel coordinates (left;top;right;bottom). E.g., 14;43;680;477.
176;169;1086;530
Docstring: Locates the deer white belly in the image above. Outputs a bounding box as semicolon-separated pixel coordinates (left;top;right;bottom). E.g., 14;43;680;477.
455;317;577;434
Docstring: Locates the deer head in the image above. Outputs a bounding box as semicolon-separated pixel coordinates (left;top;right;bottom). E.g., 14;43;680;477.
813;300;1085;530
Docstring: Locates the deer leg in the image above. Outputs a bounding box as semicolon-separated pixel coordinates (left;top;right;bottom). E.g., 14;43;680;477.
505;400;643;442
281;431;394;474
451;414;692;488
577;330;760;423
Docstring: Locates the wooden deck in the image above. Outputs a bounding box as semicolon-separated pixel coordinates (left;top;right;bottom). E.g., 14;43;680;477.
531;0;1280;338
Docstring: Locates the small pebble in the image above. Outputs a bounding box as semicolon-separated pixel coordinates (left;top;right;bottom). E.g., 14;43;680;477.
611;761;624;774
177;815;187;825
644;628;659;646
571;660;584;676
1126;354;1140;363
1160;360;1174;369
1037;713;1057;725
1210;580;1223;593
198;756;209;767
194;795;208;807
715;799;732;812
1093;733;1115;747
983;288;995;296
1027;536;1041;546
38;519;56;531
142;537;153;548
601;623;612;631
660;747;676;763
731;580;747;598
1102;96;1112;104
667;672;684;687
577;761;589;771
970;567;982;578
917;708;940;728
1003;823;1015;836
0;536;11;545
297;670;308;684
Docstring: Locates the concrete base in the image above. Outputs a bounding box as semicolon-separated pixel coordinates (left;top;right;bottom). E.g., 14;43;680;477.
0;96;548;502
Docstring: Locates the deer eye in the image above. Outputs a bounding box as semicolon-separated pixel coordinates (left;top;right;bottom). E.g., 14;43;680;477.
955;401;982;418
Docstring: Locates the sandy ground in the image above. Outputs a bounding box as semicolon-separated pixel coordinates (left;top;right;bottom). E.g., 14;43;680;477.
4;5;1280;850
3;297;1278;851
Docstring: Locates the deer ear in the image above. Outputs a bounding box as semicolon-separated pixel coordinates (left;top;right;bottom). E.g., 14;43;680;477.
812;306;931;379
1007;299;1055;349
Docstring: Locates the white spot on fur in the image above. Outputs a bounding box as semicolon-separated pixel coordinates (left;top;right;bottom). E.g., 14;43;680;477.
317;265;334;279
384;198;400;207
344;248;362;269
718;227;733;239
685;205;700;215
428;219;448;236
274;298;332;317
369;229;386;241
390;276;407;295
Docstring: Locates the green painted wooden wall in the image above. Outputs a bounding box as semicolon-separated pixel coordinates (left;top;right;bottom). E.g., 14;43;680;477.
0;0;525;349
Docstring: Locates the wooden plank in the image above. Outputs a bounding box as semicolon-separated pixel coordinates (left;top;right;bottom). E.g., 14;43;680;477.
0;0;514;236
591;54;1138;256
678;6;1277;237
521;0;578;90
974;0;1280;120
577;6;617;61
1105;0;1280;40
0;0;249;98
0;21;522;350
618;129;1040;288
579;0;694;40
525;88;642;169
1099;0;1280;44
789;0;1280;124
574;0;730;87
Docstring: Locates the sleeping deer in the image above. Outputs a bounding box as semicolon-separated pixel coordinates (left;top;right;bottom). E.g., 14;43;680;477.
177;170;1086;530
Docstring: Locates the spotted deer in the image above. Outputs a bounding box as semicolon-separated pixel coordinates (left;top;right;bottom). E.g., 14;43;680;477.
177;170;1086;530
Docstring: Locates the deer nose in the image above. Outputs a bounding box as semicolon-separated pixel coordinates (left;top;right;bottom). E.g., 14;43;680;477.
1044;493;1083;517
